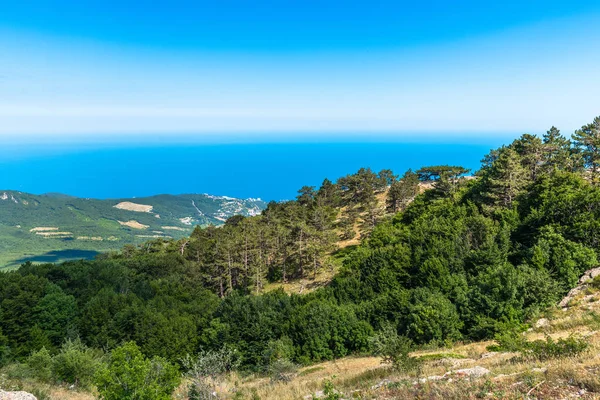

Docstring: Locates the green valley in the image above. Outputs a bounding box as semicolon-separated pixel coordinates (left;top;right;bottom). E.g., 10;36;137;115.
0;191;266;268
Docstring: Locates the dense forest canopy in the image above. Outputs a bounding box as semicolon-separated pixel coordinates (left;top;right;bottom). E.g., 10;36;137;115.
2;116;600;376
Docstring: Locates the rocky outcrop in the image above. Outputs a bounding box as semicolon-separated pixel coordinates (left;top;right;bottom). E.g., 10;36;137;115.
578;267;600;284
558;267;600;308
371;366;491;390
0;390;37;400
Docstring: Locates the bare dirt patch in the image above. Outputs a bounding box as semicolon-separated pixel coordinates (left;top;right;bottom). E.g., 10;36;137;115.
118;220;149;230
77;236;103;241
29;227;59;232
35;231;73;238
113;202;153;213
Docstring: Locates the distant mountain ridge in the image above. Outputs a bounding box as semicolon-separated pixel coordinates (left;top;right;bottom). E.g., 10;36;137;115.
0;190;266;267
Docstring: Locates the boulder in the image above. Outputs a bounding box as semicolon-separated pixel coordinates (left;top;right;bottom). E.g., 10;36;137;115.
579;267;600;284
0;391;37;400
558;267;600;308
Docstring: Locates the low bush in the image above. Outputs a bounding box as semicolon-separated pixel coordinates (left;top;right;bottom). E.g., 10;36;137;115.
26;338;104;388
318;379;343;400
182;347;240;380
370;324;422;375
525;335;588;360
183;347;240;400
269;358;298;382
26;347;53;382
52;338;104;388
94;341;180;400
488;330;588;360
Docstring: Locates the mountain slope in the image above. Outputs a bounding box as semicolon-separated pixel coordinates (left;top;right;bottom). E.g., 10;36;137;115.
0;190;266;268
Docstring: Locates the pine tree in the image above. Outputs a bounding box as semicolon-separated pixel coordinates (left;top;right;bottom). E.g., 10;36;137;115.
542;126;572;172
484;147;527;207
416;165;469;196
377;169;397;191
572;116;600;184
296;186;316;206
388;169;420;213
315;178;341;207
512;134;544;180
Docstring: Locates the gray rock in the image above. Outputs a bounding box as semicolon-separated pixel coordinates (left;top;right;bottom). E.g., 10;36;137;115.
534;318;550;329
417;375;445;383
304;390;324;399
448;366;490;379
579;267;600;284
558;267;600;308
0;391;37;400
371;379;393;390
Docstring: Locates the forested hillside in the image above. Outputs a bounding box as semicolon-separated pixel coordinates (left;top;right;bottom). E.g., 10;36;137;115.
2;117;600;399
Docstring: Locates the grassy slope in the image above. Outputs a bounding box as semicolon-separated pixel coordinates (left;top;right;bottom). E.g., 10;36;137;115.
0;190;266;268
213;278;600;399
263;190;392;294
10;276;600;400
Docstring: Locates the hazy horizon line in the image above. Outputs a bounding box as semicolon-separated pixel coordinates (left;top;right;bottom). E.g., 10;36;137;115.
0;130;527;146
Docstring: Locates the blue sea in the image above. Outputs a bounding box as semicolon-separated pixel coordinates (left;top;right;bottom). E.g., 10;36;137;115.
0;136;514;201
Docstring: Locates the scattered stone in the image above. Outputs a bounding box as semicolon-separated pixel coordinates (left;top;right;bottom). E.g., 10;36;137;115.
535;318;550;329
371;379;393;390
448;366;490;379
0;390;37;400
417;375;445;383
480;352;498;359
531;367;547;373
304;390;324;399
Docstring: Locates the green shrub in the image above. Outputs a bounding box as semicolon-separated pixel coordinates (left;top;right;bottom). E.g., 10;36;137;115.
525;335;588;360
94;342;180;400
370;324;422;374
404;288;463;344
319;379;342;400
262;337;295;368
488;330;588;361
182;347;240;400
52;338;104;388
26;347;53;382
487;328;528;352
188;380;218;400
1;362;33;381
182;347;240;380
0;330;11;367
269;358;298;382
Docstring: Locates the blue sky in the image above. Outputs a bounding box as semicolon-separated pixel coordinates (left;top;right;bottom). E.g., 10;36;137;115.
1;1;600;139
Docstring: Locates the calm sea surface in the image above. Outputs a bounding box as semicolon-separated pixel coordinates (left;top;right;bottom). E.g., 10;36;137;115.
0;138;513;201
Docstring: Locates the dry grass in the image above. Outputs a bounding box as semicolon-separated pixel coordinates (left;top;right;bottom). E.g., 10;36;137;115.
0;378;96;400
196;286;600;399
7;288;600;400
